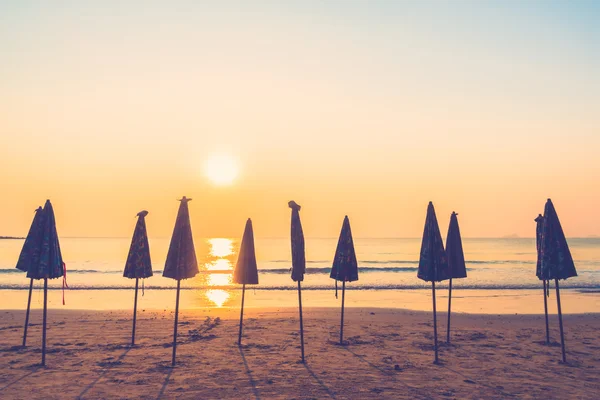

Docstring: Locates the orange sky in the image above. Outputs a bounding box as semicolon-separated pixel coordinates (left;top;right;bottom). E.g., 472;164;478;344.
1;2;599;238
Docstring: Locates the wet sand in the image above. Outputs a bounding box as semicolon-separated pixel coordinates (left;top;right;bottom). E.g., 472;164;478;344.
1;307;600;399
1;287;599;314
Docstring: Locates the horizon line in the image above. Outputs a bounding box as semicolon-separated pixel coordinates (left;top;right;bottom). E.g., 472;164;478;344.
4;235;600;240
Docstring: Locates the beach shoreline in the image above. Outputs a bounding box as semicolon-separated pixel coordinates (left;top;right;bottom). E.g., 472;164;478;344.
1;287;599;314
1;307;599;399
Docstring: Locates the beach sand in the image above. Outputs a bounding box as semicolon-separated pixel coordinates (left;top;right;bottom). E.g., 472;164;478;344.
1;307;599;399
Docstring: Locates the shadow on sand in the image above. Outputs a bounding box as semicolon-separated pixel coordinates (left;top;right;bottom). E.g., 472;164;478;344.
76;347;132;399
238;345;260;400
303;362;336;399
156;367;174;400
342;346;434;399
441;364;514;398
0;366;41;391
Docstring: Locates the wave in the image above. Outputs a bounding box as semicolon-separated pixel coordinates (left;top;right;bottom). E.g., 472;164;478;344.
0;267;420;275
271;260;539;265
4;264;600;275
1;283;600;291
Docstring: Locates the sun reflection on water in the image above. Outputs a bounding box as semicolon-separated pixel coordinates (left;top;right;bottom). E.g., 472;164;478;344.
206;258;233;271
206;289;230;307
209;238;233;258
202;238;235;308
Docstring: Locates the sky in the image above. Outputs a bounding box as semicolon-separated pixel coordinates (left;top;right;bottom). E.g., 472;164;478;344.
1;0;599;239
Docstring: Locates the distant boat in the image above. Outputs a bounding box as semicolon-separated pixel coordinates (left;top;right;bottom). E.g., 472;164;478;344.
0;236;25;240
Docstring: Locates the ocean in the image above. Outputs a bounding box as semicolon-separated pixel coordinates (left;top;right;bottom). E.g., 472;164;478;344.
1;237;599;313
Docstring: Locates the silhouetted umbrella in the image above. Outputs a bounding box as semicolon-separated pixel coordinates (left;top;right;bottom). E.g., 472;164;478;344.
124;210;153;346
234;218;259;345
445;211;467;344
163;197;198;366
539;199;577;363
535;213;550;344
23;200;66;366
289;200;306;362
417;202;449;363
330;216;358;345
15;206;43;347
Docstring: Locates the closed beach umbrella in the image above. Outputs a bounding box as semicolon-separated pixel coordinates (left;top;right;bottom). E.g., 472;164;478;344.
535;213;550;344
163;197;198;366
24;200;66;366
417;202;449;363
234;218;259;345
15;206;43;347
539;199;577;363
123;210;153;346
330;216;358;345
445;212;467;344
289;201;306;362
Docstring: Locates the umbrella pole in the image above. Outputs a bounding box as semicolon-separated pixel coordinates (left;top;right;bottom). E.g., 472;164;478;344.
446;277;453;344
42;278;48;366
298;281;305;362
340;280;346;345
543;280;550;344
131;278;139;346
22;278;34;347
432;281;439;364
555;279;567;363
238;283;246;345
171;280;181;367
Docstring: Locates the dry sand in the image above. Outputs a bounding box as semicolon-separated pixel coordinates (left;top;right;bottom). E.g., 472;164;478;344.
1;307;599;399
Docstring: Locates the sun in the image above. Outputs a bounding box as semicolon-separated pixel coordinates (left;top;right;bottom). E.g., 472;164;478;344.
204;154;239;186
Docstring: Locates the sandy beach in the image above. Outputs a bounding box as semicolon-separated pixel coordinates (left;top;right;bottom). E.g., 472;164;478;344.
1;307;599;399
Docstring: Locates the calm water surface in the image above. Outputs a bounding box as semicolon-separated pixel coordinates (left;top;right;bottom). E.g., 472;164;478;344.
1;237;599;310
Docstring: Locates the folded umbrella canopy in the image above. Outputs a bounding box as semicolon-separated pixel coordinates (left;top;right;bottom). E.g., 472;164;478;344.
23;200;66;366
163;197;199;366
445;212;467;344
539;199;577;363
330;216;358;345
289;201;306;362
417;202;449;364
535;213;550;345
15;206;43;347
123;210;153;346
234;218;259;345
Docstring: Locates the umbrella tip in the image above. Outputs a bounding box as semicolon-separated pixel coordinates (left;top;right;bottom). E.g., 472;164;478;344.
178;196;192;202
35;206;42;212
288;200;301;211
137;210;149;218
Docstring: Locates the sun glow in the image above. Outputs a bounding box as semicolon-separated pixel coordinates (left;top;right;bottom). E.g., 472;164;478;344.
208;238;233;258
205;289;230;307
204;154;238;186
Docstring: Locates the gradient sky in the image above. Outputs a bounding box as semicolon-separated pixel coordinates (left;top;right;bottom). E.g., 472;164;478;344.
1;1;599;239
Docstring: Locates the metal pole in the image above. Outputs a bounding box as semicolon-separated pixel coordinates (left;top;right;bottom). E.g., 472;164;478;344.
432;281;439;364
555;279;566;363
298;281;305;362
22;278;34;347
238;283;246;345
171;280;181;367
42;278;48;366
340;280;346;345
446;277;453;343
543;280;550;344
131;278;139;346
